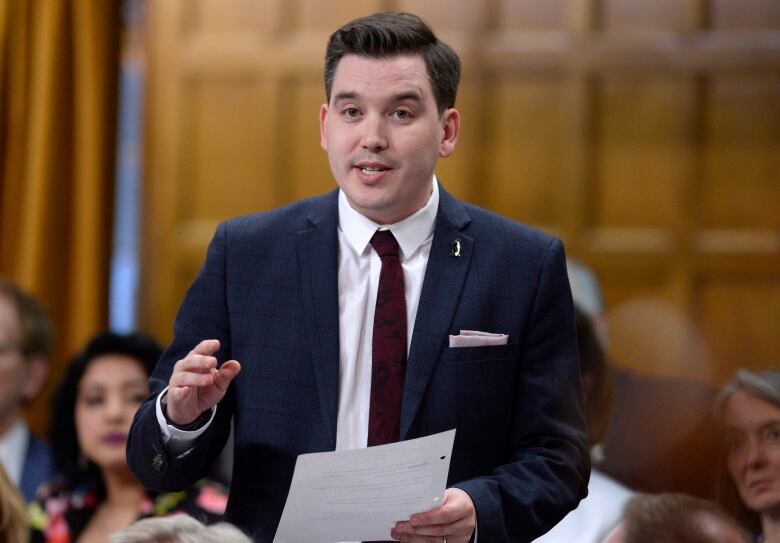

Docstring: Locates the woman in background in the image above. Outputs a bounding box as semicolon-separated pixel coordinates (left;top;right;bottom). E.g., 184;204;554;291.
716;369;780;543
28;332;227;543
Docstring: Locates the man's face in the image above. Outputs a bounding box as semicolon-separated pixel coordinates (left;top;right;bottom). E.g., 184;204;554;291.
0;295;27;433
320;54;459;224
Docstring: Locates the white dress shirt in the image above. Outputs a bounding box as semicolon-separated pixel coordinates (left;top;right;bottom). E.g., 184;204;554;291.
0;420;29;485
334;179;437;451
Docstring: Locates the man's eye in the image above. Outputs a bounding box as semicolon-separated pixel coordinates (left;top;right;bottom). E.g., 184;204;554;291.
344;108;359;118
393;110;410;120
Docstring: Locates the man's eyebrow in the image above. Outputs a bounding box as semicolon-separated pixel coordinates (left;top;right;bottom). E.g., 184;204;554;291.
331;90;426;105
332;91;359;103
393;91;424;104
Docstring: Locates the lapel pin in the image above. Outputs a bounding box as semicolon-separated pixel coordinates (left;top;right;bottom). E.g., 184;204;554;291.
450;239;461;257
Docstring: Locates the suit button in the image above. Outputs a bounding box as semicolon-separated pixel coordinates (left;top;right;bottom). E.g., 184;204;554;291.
152;452;167;472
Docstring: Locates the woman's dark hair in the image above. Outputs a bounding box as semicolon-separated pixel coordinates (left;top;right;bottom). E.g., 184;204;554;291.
324;12;461;114
575;306;612;445
49;331;162;490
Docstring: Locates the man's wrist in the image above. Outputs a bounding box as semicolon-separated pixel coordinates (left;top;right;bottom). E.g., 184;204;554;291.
161;394;211;431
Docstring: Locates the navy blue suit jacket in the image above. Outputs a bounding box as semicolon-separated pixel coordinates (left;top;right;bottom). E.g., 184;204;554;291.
20;433;53;502
128;187;589;542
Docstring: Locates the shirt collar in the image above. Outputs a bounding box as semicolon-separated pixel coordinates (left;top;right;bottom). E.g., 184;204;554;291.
338;176;439;259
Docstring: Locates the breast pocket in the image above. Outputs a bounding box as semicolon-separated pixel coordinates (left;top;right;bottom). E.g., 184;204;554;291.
426;342;521;450
440;341;520;364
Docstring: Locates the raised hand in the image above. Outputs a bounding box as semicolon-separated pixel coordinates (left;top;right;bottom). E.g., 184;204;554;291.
165;339;241;426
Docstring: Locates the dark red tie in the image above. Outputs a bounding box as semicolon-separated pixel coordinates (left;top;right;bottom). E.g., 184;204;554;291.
368;230;407;447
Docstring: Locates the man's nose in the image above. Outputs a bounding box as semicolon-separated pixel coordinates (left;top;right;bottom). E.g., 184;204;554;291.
360;115;388;151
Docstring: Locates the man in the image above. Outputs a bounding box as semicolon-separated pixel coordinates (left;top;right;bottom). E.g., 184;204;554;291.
0;279;53;502
602;493;749;543
128;12;589;542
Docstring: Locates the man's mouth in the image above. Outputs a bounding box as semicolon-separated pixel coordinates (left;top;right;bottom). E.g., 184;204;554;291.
354;161;391;176
360;167;386;175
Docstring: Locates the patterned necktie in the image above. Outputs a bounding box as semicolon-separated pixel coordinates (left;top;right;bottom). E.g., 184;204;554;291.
368;230;407;447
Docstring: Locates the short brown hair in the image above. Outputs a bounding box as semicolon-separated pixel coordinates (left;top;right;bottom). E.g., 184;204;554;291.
0;279;53;359
324;12;461;114
621;493;748;543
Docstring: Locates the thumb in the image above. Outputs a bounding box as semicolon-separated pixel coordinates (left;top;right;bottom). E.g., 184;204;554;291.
213;360;241;392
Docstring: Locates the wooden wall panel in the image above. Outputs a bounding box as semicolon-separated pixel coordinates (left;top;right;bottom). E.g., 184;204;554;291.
181;81;278;220
697;275;780;382
601;0;699;31
496;0;571;30
482;75;566;225
592;76;692;229
286;78;337;202
293;0;386;31
711;0;780;29
186;0;275;33
140;0;780;387
701;75;780;229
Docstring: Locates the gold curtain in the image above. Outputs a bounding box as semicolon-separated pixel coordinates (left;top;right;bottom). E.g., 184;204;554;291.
0;0;121;433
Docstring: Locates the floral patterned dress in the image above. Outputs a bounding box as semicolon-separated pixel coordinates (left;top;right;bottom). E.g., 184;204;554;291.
28;479;228;543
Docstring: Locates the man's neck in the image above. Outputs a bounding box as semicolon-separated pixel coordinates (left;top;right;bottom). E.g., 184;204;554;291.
0;410;21;439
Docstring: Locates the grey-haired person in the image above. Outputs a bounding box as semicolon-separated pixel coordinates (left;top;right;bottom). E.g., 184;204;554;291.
716;369;780;543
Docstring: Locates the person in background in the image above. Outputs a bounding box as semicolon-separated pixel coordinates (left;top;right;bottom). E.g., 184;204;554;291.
28;332;228;543
566;261;720;499
716;369;780;543
0;279;53;502
533;306;634;543
110;515;251;543
1;463;29;543
603;492;748;543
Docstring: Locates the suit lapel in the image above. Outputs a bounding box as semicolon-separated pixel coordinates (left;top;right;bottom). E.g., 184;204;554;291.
297;191;341;447
401;189;473;439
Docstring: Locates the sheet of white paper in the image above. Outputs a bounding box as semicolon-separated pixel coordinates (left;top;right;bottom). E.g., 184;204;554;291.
273;429;456;543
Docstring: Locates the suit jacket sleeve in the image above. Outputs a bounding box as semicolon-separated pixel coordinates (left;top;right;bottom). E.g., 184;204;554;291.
452;237;590;541
127;222;235;491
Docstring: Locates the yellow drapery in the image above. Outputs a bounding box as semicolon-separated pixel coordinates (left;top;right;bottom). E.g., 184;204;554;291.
0;0;121;433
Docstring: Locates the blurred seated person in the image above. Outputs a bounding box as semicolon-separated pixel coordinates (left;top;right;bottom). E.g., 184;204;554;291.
0;279;53;501
28;332;228;543
533;307;633;542
110;514;251;543
716;369;780;543
566;261;720;499
603;492;748;543
1;463;28;543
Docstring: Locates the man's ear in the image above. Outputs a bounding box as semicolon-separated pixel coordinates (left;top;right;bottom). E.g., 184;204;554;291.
319;103;329;152
438;108;460;158
22;354;48;404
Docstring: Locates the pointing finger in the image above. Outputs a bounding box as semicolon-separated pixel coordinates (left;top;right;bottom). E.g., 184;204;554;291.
214;360;241;392
190;338;220;357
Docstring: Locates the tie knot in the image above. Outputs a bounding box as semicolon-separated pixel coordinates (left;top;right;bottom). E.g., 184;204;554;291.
370;230;400;258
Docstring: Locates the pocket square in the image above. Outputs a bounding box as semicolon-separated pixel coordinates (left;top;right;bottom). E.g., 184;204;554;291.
449;330;509;348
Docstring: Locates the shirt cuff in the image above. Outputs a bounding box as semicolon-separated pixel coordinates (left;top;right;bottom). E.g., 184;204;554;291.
155;386;217;456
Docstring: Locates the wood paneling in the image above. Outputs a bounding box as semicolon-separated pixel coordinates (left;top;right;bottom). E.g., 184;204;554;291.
141;0;780;386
